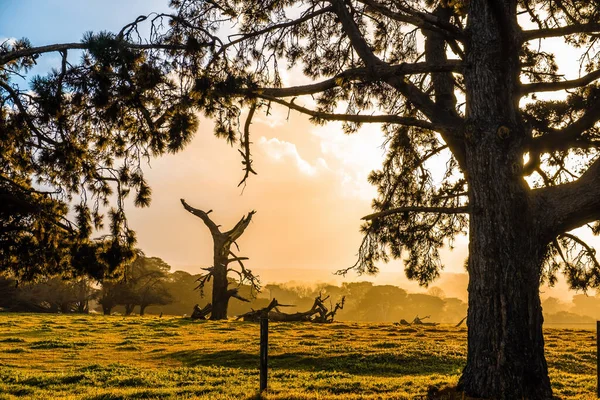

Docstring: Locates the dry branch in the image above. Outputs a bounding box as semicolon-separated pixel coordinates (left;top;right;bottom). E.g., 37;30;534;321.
237;294;345;323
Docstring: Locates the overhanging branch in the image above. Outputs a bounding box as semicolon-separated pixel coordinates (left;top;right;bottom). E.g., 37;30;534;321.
259;95;438;130
362;205;470;221
521;69;600;94
534;157;600;234
180;199;221;236
260;61;463;98
523;22;600;41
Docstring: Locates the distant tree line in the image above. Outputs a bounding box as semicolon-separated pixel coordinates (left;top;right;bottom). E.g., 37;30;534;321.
2;259;598;324
264;282;467;323
0;251;174;315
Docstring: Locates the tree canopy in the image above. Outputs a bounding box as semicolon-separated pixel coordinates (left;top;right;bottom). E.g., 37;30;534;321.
0;32;198;279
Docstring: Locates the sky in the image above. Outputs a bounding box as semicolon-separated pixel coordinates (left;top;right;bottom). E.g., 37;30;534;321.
0;1;588;301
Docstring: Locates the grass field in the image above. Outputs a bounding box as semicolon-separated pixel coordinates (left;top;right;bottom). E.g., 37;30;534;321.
0;313;596;399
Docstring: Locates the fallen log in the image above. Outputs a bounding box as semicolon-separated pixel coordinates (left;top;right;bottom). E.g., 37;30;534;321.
412;315;439;326
237;298;283;322
237;294;345;323
395;315;439;327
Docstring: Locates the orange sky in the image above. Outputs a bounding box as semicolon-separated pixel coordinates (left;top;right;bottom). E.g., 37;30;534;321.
124;106;472;293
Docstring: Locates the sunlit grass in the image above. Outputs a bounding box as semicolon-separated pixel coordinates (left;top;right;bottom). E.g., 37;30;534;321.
0;313;595;399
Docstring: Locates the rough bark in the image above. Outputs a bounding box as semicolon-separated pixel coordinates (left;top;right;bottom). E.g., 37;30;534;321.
458;2;552;398
210;242;230;320
459;144;551;398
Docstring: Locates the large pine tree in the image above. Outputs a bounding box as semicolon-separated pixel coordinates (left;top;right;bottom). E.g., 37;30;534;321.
3;0;600;397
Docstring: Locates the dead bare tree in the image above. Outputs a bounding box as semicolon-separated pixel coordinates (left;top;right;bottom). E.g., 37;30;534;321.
181;199;259;320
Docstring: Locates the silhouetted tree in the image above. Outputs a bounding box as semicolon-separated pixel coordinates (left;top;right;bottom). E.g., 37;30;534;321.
97;280;126;315
571;293;600;320
541;296;569;316
133;256;173;315
181;199;259;320
161;271;206;316
0;27;201;281
406;293;446;322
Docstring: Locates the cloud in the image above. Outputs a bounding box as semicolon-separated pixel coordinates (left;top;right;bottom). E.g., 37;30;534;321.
257;137;321;176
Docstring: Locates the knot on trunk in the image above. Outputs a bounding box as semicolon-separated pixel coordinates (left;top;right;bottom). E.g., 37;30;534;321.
497;125;510;139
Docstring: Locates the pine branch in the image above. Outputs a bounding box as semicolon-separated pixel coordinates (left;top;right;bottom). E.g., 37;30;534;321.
521;69;600;94
528;99;600;153
534;157;600;234
259;95;437;130
357;0;464;39
260;61;463;98
362;206;470;221
523;22;600;41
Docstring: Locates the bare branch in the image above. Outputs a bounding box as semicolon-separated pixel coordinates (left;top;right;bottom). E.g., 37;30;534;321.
0;41;192;67
259;95;438;130
225;210;256;243
238;104;257;187
227;288;250;302
180;199;221;236
0;43;86;65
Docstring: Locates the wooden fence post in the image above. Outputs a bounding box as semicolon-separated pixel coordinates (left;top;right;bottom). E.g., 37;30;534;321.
260;313;268;392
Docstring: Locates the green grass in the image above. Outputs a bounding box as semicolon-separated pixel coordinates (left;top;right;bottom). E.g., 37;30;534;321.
0;313;595;399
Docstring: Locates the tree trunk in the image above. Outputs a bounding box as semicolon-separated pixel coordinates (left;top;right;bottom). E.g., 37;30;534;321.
125;304;135;316
457;2;553;398
102;304;112;315
139;304;147;316
210;252;230;320
458;137;552;399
